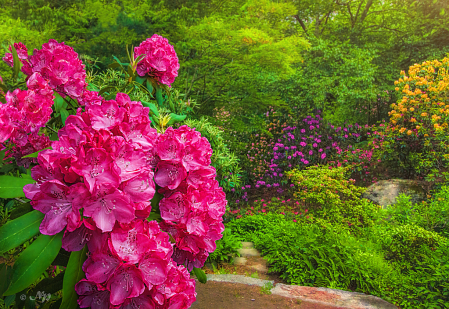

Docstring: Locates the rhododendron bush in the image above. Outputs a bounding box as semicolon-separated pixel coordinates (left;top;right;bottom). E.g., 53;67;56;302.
0;35;225;309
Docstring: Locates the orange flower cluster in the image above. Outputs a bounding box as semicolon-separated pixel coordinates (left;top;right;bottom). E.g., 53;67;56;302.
389;57;449;136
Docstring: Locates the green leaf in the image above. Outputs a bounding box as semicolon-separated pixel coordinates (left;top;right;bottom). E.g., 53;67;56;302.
193;267;207;284
4;233;63;296
146;79;154;93
136;76;146;85
4;294;15;307
11;42;22;80
167;113;187;126
22;147;52;158
0;175;35;198
0;263;13;296
0;210;44;255
141;101;160;117
60;109;69;125
53;93;64;113
31;272;64;295
155;87;164;106
52;248;71;267
99;86;116;96
10;203;34;220
60;246;88;309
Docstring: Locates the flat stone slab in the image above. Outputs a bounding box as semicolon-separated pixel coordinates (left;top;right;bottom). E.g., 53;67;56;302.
241;242;254;249
206;274;274;287
237;248;260;257
271;284;397;309
233;257;247;265
250;263;268;273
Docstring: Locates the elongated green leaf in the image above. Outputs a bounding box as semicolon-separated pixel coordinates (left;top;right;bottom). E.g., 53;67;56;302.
60;109;69;125
4;233;63;296
10;202;33;220
31;272;64;295
146;79;154;93
0;264;13;296
141;101;159;117
98;86;116;96
11;42;21;80
60;246;88;309
135;76;145;85
0;210;44;255
4;294;15;307
0;175;35;198
22;147;51;158
52;248;71;267
155;87;164;106
167;113;187;125
193;267;207;284
53;93;64;112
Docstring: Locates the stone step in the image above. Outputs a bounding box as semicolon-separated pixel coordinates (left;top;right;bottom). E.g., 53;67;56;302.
237;248;260;257
241;242;254;249
233;257;247;265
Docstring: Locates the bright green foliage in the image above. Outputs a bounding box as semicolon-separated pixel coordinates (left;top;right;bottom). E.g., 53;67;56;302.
228;213;396;294
385;186;449;238
287;165;381;228
375;224;447;270
279;40;379;125
172;0;310;115
183;117;242;192
206;228;241;264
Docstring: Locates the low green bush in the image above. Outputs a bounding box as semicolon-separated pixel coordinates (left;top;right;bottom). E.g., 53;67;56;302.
287;165;383;230
206;228;242;264
228;213;396;294
375;224;447;269
386;186;449;238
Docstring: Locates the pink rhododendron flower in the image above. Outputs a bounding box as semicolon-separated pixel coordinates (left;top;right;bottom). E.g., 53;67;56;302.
2;42;28;67
22;39;87;98
134;34;180;87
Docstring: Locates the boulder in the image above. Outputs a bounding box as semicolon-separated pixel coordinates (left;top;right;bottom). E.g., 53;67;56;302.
362;179;428;209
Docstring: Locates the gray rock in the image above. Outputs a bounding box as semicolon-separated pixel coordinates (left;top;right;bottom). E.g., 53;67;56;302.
362;179;428;209
271;284;397;309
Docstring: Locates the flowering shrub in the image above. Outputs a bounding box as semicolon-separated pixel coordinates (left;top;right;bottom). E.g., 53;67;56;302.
0;36;225;309
134;34;180;87
377;57;449;181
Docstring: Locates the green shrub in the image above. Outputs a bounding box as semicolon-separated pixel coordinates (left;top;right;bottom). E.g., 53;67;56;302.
229;213;396;294
287;165;382;229
376;224;447;270
385;185;449;238
206;228;242;264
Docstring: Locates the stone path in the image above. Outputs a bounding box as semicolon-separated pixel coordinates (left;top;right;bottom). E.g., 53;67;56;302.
199;242;398;309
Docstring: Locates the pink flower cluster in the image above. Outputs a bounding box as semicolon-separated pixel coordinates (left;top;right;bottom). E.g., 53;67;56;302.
3;40;87;98
156;127;226;271
134;34;180;87
5;133;51;168
0;72;54;146
2;42;28;67
23;90;225;308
